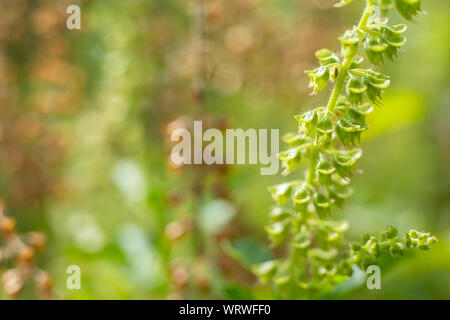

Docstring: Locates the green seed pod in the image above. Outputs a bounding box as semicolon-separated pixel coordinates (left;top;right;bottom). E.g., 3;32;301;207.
389;245;404;259
282;133;310;147
313;192;331;218
305;67;330;95
253;261;278;283
361;234;370;244
294;226;311;250
395;0;422;21
405;232;412;248
295;110;318;134
279;147;302;175
351;242;361;251
336;120;366;146
269;207;292;223
265;221;289;246
315;48;341;66
293;186;311;213
386;225;399;239
268;183;292;206
317;160;335;186
409;230;420;238
332;148;362;177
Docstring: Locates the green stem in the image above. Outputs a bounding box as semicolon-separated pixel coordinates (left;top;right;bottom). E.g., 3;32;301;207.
326;58;350;113
326;0;374;113
358;0;375;31
288;0;375;294
306;147;319;185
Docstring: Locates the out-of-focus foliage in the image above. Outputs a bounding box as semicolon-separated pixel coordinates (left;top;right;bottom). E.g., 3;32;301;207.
0;0;448;299
0;201;53;299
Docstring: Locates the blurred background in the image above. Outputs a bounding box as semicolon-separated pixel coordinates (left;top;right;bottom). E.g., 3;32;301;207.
0;0;448;299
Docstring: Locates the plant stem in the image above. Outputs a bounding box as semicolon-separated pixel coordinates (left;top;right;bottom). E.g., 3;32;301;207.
289;0;375;293
306;147;319;185
358;0;375;31
326;0;374;113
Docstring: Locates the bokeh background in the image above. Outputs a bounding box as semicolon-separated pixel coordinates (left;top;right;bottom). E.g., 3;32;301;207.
0;0;449;299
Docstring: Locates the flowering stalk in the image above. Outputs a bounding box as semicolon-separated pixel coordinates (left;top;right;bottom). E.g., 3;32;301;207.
257;0;437;299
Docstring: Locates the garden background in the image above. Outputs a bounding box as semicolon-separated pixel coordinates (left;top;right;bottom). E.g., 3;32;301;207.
0;0;449;299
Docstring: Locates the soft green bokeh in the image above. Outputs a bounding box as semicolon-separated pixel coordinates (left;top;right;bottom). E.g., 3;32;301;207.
1;0;448;300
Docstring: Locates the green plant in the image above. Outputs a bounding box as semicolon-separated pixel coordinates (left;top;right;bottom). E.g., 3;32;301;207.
257;0;437;299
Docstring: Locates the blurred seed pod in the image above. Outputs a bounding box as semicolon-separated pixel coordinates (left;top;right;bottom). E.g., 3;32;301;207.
165;219;191;241
0;216;16;236
2;269;24;299
196;274;211;293
27;232;47;252
18;246;34;262
207;1;224;25
34;271;53;300
171;265;189;289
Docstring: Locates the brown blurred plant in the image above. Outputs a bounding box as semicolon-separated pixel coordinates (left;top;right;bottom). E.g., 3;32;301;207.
0;201;54;299
0;0;86;208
